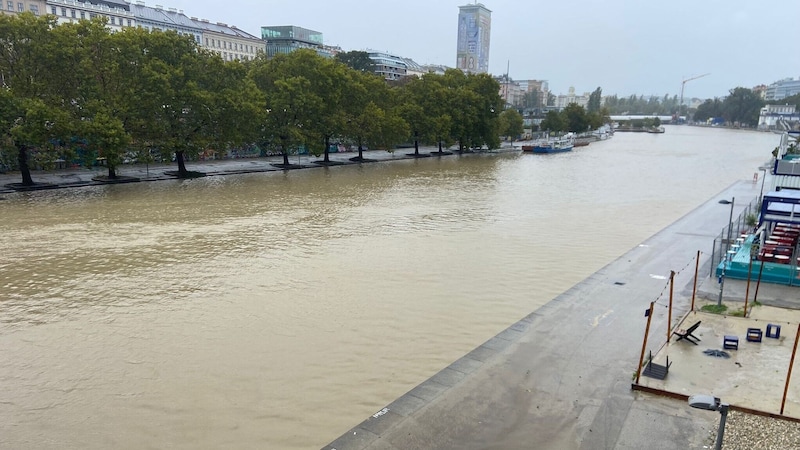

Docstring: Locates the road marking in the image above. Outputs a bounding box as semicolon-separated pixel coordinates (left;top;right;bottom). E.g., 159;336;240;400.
592;310;614;327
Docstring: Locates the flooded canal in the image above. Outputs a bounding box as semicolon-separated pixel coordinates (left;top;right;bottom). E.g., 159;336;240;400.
0;126;779;448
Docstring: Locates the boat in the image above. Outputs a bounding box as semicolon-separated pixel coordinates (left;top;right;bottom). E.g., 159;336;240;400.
523;134;575;154
647;126;666;134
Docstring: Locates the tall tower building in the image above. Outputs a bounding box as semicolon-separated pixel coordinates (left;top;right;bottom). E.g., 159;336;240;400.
456;3;491;74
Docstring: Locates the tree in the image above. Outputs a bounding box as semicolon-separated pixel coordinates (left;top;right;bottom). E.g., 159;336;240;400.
722;87;764;127
540;110;566;132
335;50;375;73
693;98;722;123
587;87;602;113
343;69;407;159
563;103;590;133
0;13;71;186
499;109;524;140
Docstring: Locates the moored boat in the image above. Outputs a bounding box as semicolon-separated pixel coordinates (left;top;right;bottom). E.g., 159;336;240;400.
523;134;575;154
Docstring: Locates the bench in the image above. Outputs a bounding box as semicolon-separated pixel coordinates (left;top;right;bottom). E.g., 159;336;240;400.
673;321;701;345
642;350;671;380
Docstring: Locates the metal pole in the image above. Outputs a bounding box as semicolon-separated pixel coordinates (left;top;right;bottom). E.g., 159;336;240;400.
717;258;726;306
635;302;655;385
668;271;675;343
781;323;800;415
715;404;729;450
754;254;766;304
727;197;735;253
691;250;700;312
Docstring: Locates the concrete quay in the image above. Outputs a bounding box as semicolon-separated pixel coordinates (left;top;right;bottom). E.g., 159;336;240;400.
325;179;800;450
0;146;486;195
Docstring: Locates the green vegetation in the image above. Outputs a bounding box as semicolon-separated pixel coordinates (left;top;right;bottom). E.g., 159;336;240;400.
0;13;505;185
700;304;729;314
540;103;608;133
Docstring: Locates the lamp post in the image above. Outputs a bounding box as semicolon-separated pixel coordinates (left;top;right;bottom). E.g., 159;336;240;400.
718;198;735;306
759;167;768;208
688;394;729;450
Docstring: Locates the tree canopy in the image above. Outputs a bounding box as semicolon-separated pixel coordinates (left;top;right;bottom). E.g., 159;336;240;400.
0;13;507;185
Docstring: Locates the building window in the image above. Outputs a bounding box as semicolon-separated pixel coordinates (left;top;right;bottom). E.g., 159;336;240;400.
80;11;85;19
127;19;132;26
9;1;15;11
29;4;38;15
71;10;76;18
109;17;114;25
61;7;66;16
50;6;55;14
17;2;22;12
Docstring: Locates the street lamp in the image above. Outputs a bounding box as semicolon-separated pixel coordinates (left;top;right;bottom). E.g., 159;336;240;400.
759;167;768;208
688;394;729;450
718;198;735;306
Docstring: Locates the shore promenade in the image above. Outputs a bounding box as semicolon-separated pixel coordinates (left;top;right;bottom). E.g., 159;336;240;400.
0;146;472;194
324;178;800;450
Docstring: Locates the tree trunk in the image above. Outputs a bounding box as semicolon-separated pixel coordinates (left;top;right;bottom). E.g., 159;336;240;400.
176;150;187;176
282;149;289;165
107;166;117;179
324;136;330;162
438;140;443;153
358;144;363;160
17;143;34;186
414;139;419;156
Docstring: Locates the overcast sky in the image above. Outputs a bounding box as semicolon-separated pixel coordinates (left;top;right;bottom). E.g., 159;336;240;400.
159;0;799;99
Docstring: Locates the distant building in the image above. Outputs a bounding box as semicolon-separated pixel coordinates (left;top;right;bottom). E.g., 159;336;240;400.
766;78;800;101
367;50;408;81
758;104;800;131
131;3;199;42
261;26;328;58
1;0;45;17
752;84;768;100
555;87;589;109
192;18;262;61
456;3;491;74
47;0;134;30
495;75;524;107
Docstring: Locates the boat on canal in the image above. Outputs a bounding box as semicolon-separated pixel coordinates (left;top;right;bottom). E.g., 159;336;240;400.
522;134;575;154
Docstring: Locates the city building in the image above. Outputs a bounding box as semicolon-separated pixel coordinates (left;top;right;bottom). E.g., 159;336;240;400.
758;104;800;131
261;26;329;58
455;3;491;74
367;50;408;81
765;78;800;101
554;87;589;109
47;0;134;30
130;2;199;42
1;0;45;16
192;18;262;61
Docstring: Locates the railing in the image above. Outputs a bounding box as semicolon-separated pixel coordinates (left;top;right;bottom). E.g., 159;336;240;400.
710;197;760;277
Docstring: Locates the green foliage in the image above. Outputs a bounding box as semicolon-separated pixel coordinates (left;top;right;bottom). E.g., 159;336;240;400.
499;109;524;139
722;87;764;127
700;304;728;314
335;50;375;73
540;110;566;132
563;103;590;133
0;13;508;178
693;98;723;123
587;87;602;113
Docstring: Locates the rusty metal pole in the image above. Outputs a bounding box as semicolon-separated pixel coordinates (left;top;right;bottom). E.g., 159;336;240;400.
744;258;753;317
636;302;655;385
691;250;700;312
668;271;675;343
754;253;766;304
781;323;800;415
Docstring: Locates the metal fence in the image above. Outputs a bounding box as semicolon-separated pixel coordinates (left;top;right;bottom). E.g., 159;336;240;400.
710;198;761;278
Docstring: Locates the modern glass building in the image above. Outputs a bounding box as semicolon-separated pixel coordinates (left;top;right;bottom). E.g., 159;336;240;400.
766;78;800;101
456;3;491;74
261;26;325;58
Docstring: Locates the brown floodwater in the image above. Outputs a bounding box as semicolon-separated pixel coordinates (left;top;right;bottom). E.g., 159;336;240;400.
0;126;779;449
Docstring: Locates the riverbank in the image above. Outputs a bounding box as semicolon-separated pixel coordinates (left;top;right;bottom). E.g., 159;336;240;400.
324;178;800;450
0;145;524;195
